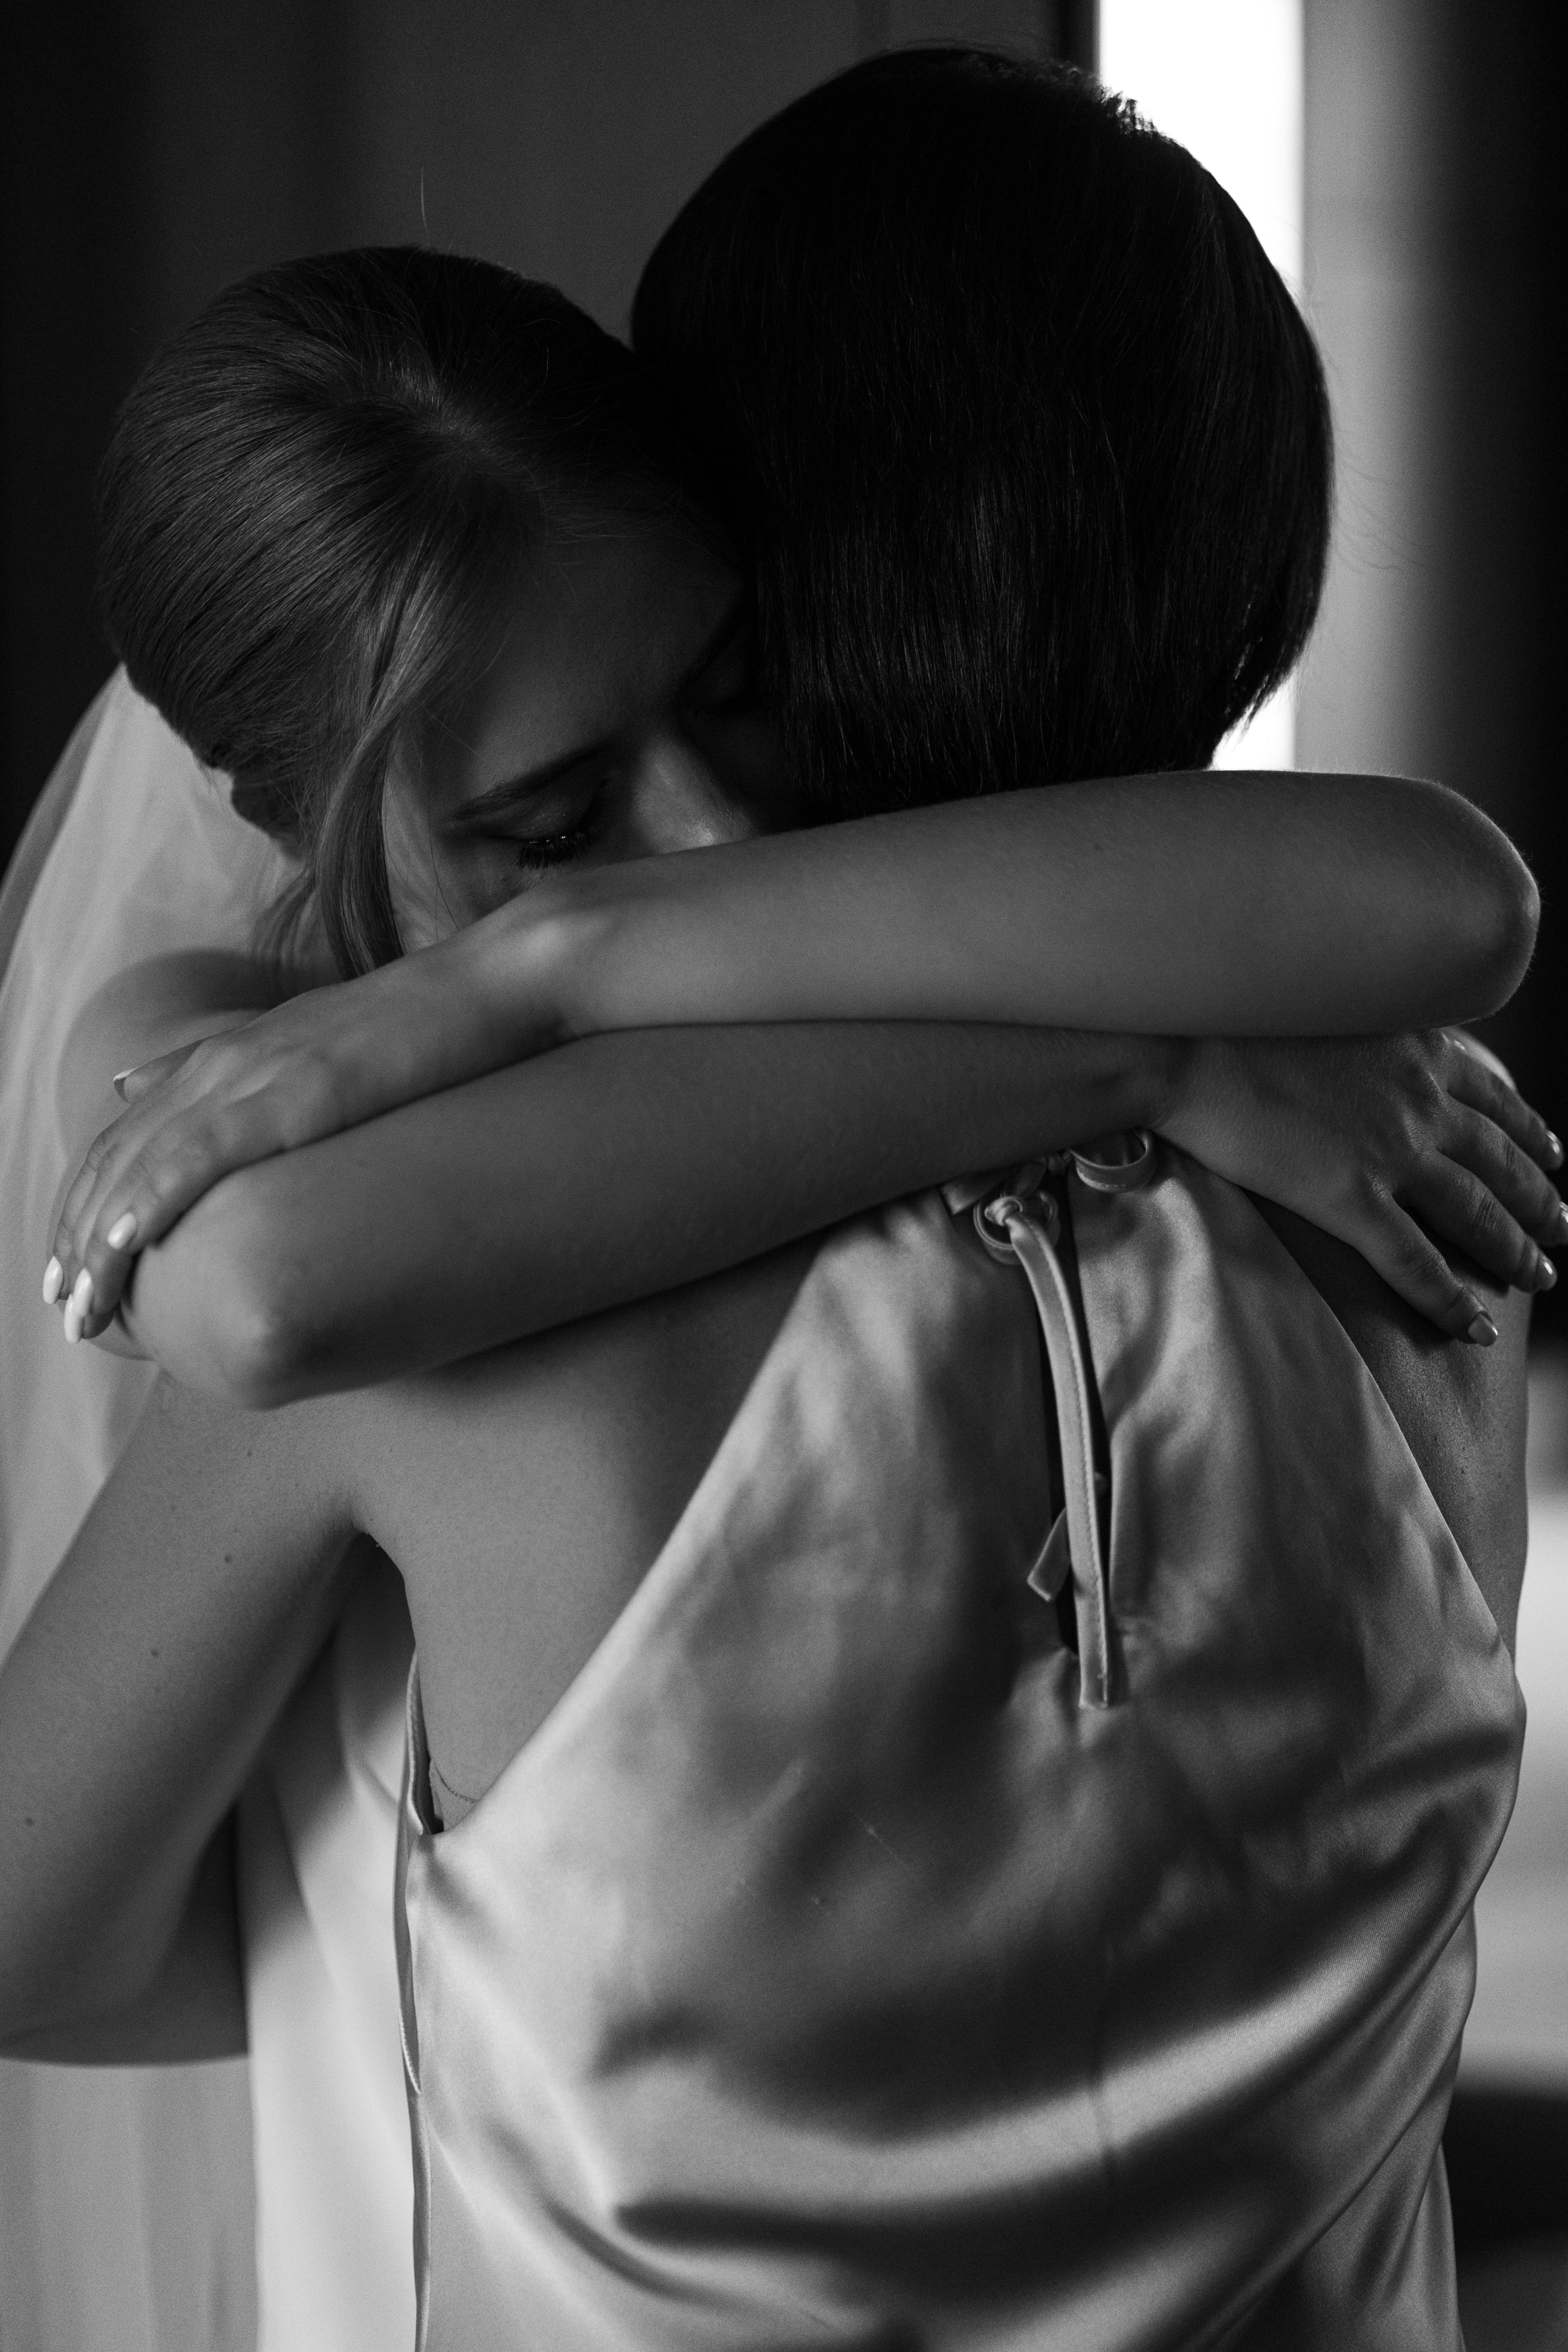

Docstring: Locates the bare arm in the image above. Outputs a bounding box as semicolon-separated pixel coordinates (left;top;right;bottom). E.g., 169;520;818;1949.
121;1021;1175;1403
48;978;1564;1406
114;774;1538;1117
49;767;1550;1343
521;770;1539;1047
3;1818;247;2063
103;1018;1558;1409
0;1378;357;2049
195;772;1534;1127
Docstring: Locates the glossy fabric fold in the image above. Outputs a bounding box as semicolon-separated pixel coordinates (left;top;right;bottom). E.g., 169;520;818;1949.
398;1156;1523;2348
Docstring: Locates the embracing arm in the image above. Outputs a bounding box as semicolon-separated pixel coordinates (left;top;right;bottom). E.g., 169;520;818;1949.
513;770;1539;1046
65;769;1540;1189
121;1021;1175;1404
49;773;1560;1385
191;770;1530;1125
48;959;1181;1389
110;1021;1559;1408
167;772;1541;1099
0;1378;357;2056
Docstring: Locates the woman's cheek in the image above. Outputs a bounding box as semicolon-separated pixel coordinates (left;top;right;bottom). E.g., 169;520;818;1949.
386;824;520;948
439;848;542;927
386;855;462;951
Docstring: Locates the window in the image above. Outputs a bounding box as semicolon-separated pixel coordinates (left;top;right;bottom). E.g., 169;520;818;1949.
1098;0;1305;769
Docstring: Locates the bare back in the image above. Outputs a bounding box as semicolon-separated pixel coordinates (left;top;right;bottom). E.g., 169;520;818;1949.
325;1238;823;1809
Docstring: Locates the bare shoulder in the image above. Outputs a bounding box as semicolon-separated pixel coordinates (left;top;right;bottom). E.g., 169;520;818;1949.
1254;1200;1529;1654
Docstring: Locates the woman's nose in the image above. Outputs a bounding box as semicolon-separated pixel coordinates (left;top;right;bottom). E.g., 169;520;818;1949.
627;735;761;854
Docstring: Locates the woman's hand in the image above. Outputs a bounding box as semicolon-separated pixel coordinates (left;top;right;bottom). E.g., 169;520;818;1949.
43;918;573;1338
1157;1031;1566;1341
45;1000;373;1340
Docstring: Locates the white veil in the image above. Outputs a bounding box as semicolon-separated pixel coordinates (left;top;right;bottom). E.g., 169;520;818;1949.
0;676;412;2352
0;673;287;1651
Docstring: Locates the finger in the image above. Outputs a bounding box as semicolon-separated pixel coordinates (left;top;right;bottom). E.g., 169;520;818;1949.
60;1267;94;1344
51;1123;124;1289
53;1052;218;1278
1444;1047;1563;1174
53;1106;156;1288
68;1212;143;1329
115;1041;200;1103
56;1039;241;1277
62;1080;230;1280
1437;1105;1567;1253
61;1300;123;1347
55;1232;150;1343
1337;1189;1501;1341
59;1270;125;1347
1402;1155;1556;1294
74;1100;271;1287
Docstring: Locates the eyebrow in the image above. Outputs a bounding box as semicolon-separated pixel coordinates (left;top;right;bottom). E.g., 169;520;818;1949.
448;583;752;825
448;744;606;826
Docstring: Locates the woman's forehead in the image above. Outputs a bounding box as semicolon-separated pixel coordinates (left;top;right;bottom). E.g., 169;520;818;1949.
419;515;743;803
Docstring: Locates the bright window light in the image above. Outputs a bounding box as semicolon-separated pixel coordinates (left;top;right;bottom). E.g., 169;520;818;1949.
1098;0;1305;769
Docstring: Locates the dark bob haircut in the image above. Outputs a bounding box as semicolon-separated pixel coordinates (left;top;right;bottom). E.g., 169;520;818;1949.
632;46;1333;816
98;248;689;974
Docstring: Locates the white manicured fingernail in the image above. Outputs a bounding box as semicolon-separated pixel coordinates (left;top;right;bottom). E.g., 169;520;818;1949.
106;1213;138;1251
42;1258;63;1305
63;1299;85;1344
70;1269;94;1317
1466;1309;1498;1346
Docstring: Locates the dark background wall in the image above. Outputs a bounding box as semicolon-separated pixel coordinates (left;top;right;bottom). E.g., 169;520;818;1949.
4;0;1562;1166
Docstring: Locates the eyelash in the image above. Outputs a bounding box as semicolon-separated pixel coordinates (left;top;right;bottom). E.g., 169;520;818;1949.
512;816;601;873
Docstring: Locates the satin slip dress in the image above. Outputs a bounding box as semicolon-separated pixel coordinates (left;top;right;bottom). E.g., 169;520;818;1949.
396;1147;1523;2351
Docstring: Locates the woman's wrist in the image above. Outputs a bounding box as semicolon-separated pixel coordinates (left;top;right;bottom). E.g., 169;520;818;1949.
338;904;579;1112
443;878;616;1062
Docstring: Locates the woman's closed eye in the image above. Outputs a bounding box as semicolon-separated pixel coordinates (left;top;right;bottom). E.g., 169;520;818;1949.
453;770;610;880
506;812;604;873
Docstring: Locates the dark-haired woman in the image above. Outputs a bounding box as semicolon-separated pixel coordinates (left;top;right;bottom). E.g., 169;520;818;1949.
3;54;1551;2351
